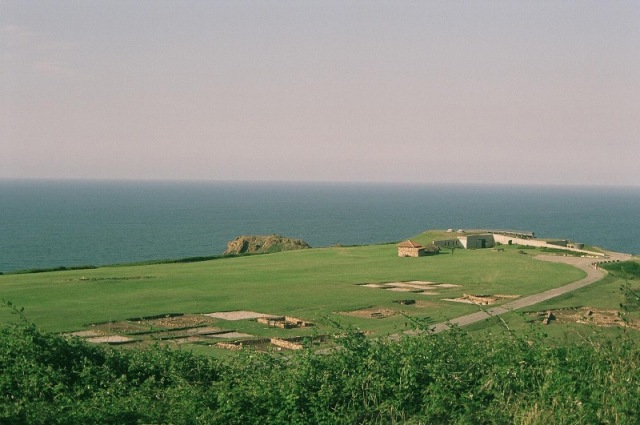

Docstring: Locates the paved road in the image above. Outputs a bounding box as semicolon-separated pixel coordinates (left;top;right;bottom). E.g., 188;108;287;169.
428;252;629;333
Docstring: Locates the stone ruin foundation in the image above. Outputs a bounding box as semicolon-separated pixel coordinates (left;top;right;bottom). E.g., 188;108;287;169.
531;307;638;329
255;316;313;329
445;294;520;305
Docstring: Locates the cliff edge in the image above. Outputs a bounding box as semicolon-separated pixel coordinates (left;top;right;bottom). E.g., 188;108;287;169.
224;234;311;255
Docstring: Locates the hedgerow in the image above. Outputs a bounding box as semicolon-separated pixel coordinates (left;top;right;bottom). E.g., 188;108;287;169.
1;317;639;424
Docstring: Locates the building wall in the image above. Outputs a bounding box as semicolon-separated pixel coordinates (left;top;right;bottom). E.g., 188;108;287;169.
547;240;569;247
487;230;535;239
430;232;606;257
432;239;463;249
459;234;495;249
397;247;424;257
492;234;605;257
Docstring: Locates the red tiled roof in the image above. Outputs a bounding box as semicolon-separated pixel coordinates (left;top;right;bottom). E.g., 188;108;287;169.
397;240;423;248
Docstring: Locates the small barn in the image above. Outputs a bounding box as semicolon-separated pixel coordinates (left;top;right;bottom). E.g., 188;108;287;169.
397;240;439;257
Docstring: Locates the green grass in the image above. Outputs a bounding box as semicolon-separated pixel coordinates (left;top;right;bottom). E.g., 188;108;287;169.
0;242;585;339
1;232;638;422
409;229;467;245
463;259;640;339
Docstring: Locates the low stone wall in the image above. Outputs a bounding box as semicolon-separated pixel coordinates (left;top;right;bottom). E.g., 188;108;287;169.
285;316;313;327
215;342;243;350
256;316;313;328
270;338;303;350
592;259;622;269
492;234;606;257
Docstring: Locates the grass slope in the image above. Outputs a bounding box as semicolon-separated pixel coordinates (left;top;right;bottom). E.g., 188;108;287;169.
0;242;584;338
466;259;640;340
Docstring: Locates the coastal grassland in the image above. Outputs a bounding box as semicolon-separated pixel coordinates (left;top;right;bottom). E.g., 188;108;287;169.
464;259;640;340
0;243;584;337
409;229;467;245
0;245;636;423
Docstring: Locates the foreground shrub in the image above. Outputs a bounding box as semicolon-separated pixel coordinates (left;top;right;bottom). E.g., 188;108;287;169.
1;319;639;424
0;321;221;424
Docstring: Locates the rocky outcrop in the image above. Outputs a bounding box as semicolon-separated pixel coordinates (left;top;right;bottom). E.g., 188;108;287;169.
224;234;311;255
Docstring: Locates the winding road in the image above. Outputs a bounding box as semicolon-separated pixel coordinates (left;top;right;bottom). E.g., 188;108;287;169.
429;251;631;333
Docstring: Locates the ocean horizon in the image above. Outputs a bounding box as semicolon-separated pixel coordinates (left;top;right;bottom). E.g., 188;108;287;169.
1;179;638;273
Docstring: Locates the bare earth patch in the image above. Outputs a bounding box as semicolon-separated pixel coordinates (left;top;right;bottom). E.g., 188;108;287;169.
388;282;437;289
144;314;215;329
66;330;102;338
206;331;254;339
185;326;228;335
90;321;149;334
86;335;134;344
433;283;462;288
413;300;440;308
358;280;460;295
405;280;440;285
339;308;398;319
173;336;204;344
393;299;440;308
204;311;279;321
444;294;520;305
69;313;266;347
534;307;640;330
387;287;422;292
88;314;217;335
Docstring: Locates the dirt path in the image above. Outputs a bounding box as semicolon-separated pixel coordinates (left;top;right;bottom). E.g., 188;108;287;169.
429;252;628;333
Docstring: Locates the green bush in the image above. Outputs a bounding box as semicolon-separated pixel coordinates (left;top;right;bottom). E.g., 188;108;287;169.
602;260;640;279
1;318;639;424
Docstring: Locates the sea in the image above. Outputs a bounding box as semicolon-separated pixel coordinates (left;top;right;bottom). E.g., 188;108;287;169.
1;180;638;273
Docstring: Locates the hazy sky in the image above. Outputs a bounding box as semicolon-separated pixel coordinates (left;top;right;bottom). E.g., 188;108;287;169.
2;1;638;185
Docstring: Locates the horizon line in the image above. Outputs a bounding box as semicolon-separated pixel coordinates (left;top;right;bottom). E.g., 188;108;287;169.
1;177;639;189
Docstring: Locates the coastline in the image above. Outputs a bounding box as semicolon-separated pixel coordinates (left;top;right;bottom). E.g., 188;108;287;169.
1;181;638;273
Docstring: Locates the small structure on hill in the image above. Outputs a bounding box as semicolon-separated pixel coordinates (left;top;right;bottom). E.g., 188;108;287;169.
397;240;424;257
397;240;440;257
430;228;605;257
434;229;534;250
458;233;495;249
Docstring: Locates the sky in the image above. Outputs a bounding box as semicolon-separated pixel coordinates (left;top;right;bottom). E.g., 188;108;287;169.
1;1;639;186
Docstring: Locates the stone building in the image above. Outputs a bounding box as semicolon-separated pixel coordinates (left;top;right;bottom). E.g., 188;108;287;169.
397;240;425;257
397;240;440;257
458;234;495;249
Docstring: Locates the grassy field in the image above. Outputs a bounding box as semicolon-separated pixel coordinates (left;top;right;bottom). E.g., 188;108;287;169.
2;233;639;422
465;260;640;340
0;239;586;341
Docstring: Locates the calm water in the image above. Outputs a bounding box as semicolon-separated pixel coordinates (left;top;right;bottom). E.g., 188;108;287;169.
1;180;638;273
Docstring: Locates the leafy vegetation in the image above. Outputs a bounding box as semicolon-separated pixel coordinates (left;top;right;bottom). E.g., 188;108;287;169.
601;261;640;323
8;265;98;275
601;260;640;280
1;245;638;422
537;247;584;256
1;311;639;424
